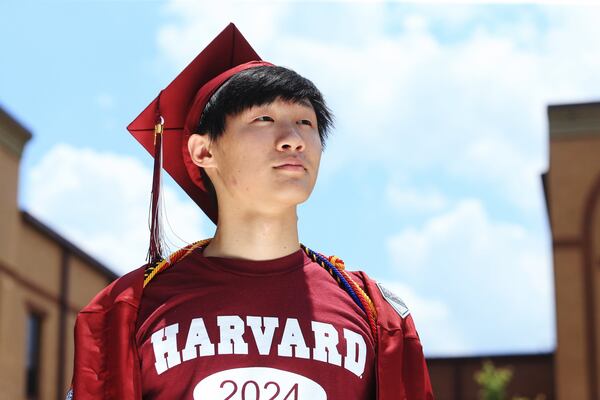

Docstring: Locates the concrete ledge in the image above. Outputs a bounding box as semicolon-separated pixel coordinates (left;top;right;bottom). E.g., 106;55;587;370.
0;106;32;158
548;101;600;138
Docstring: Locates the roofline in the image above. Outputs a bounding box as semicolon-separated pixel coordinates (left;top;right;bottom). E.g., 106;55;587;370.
547;100;600;139
547;100;600;111
21;210;118;281
0;104;33;158
426;350;554;362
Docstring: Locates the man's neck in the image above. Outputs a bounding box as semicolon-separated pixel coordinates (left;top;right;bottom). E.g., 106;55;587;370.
202;207;301;260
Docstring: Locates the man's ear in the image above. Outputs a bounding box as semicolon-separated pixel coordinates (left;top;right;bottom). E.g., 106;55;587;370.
188;133;217;169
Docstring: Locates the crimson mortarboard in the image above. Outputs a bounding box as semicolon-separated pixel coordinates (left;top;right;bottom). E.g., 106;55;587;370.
127;23;273;263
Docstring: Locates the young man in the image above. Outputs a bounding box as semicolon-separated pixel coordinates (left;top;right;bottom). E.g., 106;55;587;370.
68;23;434;400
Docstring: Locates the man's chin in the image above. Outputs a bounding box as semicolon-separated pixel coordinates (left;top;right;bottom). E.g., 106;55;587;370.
267;191;313;209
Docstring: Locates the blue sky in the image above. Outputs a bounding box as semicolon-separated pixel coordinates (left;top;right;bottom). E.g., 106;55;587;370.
3;0;600;358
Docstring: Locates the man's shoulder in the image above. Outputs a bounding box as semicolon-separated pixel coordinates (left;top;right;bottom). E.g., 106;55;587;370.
79;264;147;313
346;269;411;320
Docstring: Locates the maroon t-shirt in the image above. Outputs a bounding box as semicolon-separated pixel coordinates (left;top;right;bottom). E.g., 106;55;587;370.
135;247;376;400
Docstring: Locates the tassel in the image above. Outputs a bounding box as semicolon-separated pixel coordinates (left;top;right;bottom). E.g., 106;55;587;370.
147;113;165;264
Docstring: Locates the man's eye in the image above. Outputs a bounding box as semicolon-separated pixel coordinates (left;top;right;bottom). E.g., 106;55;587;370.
255;116;274;122
298;119;313;126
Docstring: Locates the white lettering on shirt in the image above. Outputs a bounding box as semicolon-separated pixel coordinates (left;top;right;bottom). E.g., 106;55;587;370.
151;323;182;374
217;315;249;355
181;318;215;361
312;321;342;366
277;318;310;359
246;316;279;355
343;328;367;377
150;315;369;377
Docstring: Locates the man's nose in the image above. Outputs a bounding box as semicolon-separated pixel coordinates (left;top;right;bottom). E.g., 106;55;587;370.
276;121;305;151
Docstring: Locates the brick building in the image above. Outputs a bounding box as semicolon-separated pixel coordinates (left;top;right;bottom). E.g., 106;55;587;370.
0;106;116;400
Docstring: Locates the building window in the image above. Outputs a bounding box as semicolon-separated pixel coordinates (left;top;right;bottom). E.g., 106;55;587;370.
25;312;43;399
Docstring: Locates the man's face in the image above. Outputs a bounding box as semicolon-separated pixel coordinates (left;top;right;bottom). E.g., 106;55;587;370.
206;97;322;215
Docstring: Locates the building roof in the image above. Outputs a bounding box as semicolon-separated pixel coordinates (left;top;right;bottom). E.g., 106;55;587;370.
547;100;600;139
21;210;118;280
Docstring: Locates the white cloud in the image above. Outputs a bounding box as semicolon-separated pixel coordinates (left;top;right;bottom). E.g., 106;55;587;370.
386;182;448;214
404;0;599;3
155;2;600;211
378;280;469;356
157;1;289;71
26;144;210;275
386;199;554;355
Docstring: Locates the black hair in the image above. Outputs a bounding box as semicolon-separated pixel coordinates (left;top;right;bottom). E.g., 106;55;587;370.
196;65;334;150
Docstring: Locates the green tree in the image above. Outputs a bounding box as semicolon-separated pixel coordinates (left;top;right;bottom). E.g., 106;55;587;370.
474;360;513;400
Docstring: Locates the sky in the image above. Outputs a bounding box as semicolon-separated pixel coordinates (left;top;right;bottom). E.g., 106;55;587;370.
2;0;600;358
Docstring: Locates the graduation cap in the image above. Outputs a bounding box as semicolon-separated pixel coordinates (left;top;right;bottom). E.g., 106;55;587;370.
127;23;273;263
